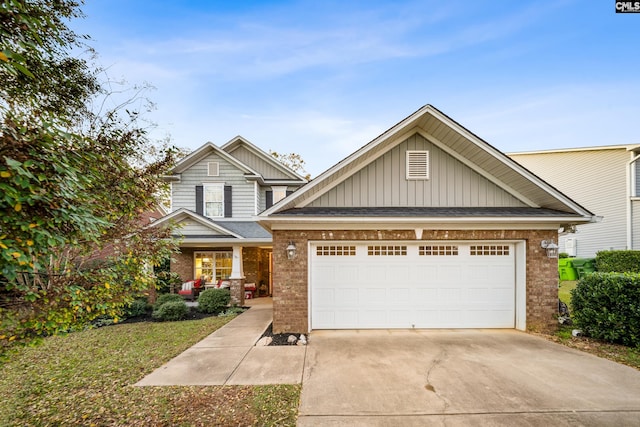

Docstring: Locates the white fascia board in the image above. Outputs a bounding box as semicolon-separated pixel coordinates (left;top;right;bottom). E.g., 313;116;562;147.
507;144;636;156
178;238;272;247
263;215;591;230
268;221;561;231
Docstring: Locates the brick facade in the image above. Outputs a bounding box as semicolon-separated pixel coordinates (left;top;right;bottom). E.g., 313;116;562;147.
272;229;558;334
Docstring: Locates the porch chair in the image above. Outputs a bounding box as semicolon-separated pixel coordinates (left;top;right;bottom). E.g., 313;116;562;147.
178;278;203;300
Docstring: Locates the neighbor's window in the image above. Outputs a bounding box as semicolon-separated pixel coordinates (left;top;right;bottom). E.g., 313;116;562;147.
406;150;429;180
204;183;224;218
272;186;288;203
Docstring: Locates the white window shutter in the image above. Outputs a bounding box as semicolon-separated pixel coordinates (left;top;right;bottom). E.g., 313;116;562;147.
406;151;429;179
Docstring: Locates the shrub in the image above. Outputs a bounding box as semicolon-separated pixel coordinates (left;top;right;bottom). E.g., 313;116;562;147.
198;289;230;314
153;293;184;310
125;299;150;318
595;250;640;273
558;252;569;259
152;300;188;321
571;272;640;347
220;306;245;317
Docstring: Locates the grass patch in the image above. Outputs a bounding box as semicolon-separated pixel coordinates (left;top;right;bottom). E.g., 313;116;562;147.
549;325;640;371
0;316;300;426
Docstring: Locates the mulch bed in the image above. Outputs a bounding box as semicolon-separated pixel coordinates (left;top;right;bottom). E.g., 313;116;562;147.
259;323;304;346
115;307;219;325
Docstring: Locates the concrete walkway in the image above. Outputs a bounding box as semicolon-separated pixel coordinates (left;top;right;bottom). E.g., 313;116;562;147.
136;298;306;386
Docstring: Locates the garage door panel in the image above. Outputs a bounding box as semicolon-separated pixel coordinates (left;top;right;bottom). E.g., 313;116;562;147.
390;288;410;304
335;288;359;304
314;288;335;306
311;242;515;329
365;288;387;303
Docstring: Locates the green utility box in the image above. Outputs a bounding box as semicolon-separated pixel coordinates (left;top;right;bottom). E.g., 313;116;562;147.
558;258;578;281
571;258;596;279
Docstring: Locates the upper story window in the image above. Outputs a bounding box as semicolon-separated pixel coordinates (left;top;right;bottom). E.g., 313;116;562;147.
272;186;288;204
406;150;429;180
207;162;219;176
204;183;224;217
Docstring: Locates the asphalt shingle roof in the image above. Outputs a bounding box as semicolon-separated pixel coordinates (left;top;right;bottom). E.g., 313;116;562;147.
272;206;579;217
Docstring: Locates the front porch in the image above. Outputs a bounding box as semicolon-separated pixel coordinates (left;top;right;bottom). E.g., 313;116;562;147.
172;245;273;306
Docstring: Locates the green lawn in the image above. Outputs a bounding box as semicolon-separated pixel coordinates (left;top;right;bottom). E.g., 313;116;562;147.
0;316;300;426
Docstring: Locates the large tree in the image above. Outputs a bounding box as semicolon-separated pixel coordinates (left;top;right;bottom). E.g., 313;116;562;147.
0;1;178;354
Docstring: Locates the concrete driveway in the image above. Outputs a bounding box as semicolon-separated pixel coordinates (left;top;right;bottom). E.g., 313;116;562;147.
298;329;640;426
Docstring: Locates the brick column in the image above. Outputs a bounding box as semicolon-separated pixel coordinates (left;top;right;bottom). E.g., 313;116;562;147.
229;246;245;306
229;277;246;306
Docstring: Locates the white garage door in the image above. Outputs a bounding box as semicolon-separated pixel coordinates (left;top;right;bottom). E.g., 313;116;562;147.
310;242;515;329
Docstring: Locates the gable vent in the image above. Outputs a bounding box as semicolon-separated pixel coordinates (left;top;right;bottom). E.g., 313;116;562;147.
208;162;219;176
406;151;429;179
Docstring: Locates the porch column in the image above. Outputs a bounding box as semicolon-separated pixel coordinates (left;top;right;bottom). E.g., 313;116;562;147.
229;245;245;306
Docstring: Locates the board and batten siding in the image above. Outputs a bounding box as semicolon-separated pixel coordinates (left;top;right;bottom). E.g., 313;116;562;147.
309;133;527;208
226;145;292;180
172;153;256;218
511;148;628;257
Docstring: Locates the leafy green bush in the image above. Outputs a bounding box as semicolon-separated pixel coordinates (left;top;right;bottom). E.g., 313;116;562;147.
558;252;569;259
595;250;640;273
571;272;640;347
152;300;188;322
197;289;230;314
153;293;184;310
125;299;150;318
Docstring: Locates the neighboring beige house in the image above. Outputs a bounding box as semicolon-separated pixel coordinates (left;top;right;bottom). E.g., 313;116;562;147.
259;105;596;334
152;136;307;304
509;145;640;258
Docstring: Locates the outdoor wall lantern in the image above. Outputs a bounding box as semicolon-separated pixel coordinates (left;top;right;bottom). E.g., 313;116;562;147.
541;239;559;259
286;241;297;260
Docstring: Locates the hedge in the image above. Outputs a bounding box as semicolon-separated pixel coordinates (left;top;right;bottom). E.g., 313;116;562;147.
571;272;640;347
595;250;640;273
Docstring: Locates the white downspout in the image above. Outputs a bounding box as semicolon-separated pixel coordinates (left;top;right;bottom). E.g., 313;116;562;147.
627;152;640;249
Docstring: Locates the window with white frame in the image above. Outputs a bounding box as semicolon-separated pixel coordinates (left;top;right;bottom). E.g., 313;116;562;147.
195;251;232;283
271;186;288;203
204;183;224;218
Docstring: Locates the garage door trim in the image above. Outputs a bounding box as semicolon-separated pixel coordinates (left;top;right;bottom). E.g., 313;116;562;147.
308;240;526;331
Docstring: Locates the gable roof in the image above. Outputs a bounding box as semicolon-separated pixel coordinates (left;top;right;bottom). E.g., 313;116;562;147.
221;136;308;184
260;104;596;227
168;141;261;178
508;143;640;156
150;208;272;246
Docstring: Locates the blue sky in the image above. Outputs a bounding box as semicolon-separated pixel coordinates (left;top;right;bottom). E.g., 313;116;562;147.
72;1;640;176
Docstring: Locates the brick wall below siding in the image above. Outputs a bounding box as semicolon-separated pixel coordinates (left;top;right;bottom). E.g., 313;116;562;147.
272;229;558;333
